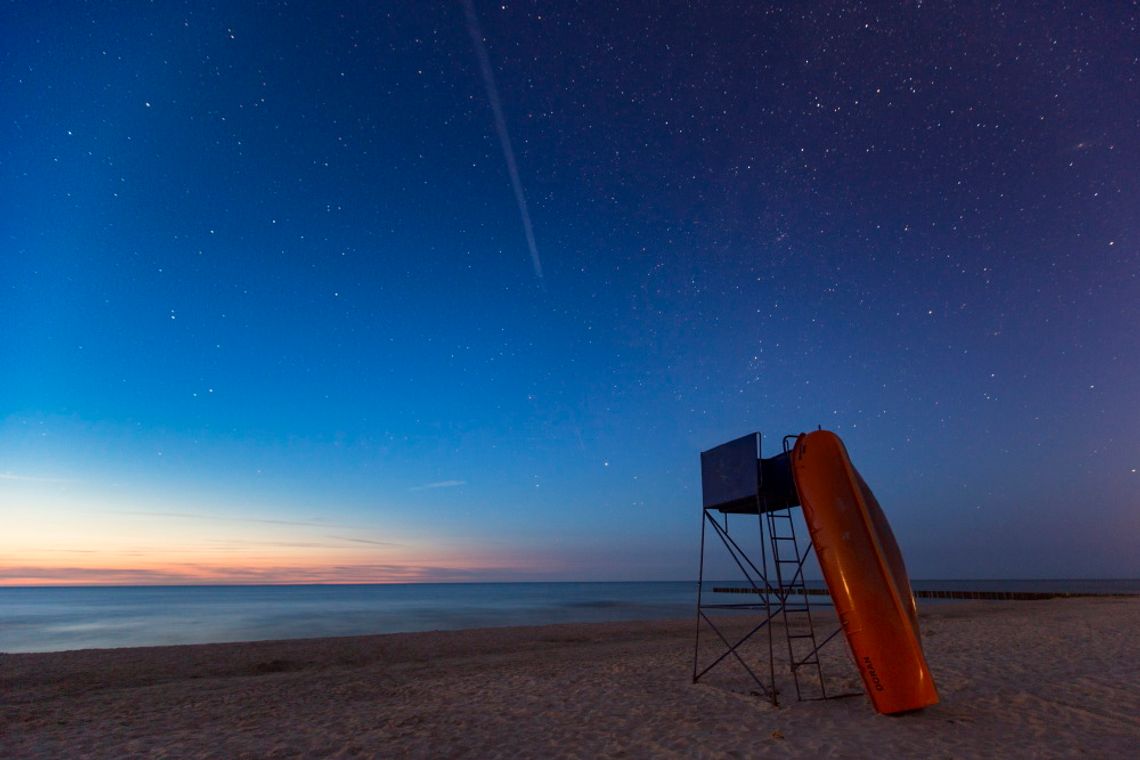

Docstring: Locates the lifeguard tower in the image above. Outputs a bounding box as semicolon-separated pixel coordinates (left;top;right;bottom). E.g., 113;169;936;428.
692;432;845;705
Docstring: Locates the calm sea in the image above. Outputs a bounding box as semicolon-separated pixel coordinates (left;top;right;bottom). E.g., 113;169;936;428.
1;579;1136;654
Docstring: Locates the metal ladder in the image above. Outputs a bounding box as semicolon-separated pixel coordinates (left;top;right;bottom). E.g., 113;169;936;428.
765;506;828;701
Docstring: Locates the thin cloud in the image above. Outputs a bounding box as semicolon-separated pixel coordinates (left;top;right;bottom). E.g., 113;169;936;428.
0;563;526;585
327;535;404;547
0;566;198;582
246;516;335;528
409;480;467;492
111;510;334;528
0;471;71;483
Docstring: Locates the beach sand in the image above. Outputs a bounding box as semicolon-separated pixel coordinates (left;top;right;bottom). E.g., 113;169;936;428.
2;597;1137;758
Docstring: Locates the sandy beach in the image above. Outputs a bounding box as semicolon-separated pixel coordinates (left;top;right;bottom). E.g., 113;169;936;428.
2;597;1137;758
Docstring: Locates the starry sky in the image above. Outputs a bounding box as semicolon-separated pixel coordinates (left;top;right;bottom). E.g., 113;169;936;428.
2;1;1137;585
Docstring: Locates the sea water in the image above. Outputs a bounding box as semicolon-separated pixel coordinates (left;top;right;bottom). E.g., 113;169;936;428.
0;582;699;653
1;579;1136;653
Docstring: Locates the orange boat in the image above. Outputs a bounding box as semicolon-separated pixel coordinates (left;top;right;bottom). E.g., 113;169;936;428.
792;430;939;714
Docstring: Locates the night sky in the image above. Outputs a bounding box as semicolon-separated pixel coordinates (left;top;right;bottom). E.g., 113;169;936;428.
2;2;1137;585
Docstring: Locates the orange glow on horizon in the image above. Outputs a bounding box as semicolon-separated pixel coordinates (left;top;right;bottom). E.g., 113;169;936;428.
1;536;536;586
0;489;535;586
0;556;529;586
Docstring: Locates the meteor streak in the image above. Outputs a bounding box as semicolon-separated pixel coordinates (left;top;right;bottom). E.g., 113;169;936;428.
463;0;544;280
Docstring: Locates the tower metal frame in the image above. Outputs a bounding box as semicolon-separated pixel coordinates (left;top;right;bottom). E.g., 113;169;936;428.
692;432;847;706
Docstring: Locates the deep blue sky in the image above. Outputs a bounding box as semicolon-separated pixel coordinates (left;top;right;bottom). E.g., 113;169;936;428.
2;1;1137;583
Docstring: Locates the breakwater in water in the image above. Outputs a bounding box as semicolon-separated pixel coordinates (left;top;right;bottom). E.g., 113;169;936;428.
712;586;1139;601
